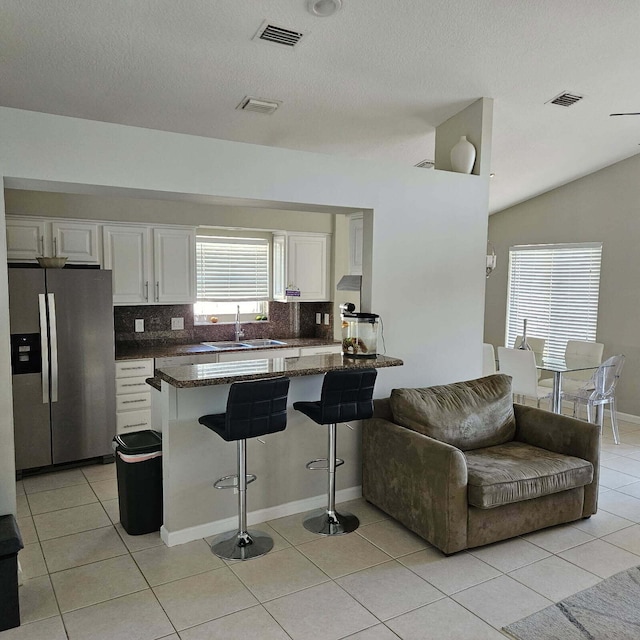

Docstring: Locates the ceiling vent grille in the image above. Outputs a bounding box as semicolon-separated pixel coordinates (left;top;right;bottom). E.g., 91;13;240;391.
253;21;305;47
547;92;584;107
236;96;281;115
415;159;435;169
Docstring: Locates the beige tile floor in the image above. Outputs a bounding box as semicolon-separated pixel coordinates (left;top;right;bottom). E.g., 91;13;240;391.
4;416;640;640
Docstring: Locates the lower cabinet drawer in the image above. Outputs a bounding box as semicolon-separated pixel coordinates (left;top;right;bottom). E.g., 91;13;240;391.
116;392;151;412
116;376;150;395
116;409;152;433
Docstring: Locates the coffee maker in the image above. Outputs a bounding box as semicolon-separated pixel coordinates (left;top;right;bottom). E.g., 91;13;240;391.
340;302;380;358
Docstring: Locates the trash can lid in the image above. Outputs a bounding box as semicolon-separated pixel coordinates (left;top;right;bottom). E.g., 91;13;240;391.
0;514;24;556
113;430;162;455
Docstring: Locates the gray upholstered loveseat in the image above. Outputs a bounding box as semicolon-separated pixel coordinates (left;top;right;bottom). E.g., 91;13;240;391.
362;374;600;554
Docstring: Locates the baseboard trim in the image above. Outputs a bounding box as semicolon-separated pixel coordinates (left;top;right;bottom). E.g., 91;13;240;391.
161;485;363;547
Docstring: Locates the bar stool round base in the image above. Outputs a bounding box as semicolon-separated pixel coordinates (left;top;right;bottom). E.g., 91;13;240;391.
303;509;359;536
210;529;274;561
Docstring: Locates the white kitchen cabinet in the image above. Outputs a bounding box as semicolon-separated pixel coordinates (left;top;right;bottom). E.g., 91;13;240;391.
272;232;330;302
115;358;154;434
299;344;342;356
218;347;300;362
103;224;195;305
153;227;196;304
103;225;151;304
51;220;101;264
348;214;363;276
5;216;100;264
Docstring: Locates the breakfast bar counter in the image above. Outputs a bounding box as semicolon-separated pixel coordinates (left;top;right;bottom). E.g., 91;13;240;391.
151;353;403;546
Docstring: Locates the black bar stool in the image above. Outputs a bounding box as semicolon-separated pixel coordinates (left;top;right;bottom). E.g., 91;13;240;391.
199;376;290;560
294;368;377;535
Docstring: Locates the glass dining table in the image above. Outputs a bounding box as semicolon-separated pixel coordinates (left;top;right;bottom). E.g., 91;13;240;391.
537;358;599;414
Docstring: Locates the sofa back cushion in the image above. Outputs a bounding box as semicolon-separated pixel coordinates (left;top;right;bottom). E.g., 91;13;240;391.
389;374;516;451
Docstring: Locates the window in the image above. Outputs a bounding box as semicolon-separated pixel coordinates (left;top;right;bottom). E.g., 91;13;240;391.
506;243;602;361
194;236;269;323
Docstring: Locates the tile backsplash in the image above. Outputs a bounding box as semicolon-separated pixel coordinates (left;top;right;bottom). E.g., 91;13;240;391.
114;301;334;346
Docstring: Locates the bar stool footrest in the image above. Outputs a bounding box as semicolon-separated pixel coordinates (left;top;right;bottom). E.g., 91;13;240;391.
305;458;344;471
214;473;257;490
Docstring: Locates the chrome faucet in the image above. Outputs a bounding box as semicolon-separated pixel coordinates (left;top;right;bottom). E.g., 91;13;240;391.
235;305;245;342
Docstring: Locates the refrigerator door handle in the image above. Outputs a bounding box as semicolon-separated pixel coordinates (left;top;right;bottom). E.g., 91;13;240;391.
48;293;59;403
38;294;50;404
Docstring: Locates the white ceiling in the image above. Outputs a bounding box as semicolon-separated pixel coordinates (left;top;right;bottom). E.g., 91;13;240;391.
1;0;639;213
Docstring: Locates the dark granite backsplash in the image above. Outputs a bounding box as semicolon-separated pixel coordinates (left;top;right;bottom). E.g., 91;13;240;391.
114;301;334;346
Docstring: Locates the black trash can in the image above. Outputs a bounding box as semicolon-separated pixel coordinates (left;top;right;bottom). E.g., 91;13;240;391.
0;514;24;632
113;430;163;536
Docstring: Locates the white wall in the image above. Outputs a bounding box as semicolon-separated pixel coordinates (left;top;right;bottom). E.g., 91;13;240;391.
0;107;490;516
485;153;640;417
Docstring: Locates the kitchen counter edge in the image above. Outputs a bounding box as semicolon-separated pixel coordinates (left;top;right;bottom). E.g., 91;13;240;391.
149;354;403;389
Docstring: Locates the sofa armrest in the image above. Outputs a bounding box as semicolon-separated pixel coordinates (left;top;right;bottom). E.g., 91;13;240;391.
513;404;600;516
362;417;468;554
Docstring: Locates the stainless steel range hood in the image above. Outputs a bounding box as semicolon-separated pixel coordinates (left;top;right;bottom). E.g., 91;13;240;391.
336;275;362;291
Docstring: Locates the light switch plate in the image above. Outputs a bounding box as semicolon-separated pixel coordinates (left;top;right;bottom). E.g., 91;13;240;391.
323;313;330;325
315;313;322;324
135;319;144;332
171;317;184;330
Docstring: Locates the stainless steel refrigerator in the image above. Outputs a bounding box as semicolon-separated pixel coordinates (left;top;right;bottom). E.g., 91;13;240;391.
9;268;116;472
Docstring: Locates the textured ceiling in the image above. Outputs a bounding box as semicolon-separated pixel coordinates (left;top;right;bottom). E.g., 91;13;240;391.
1;0;639;213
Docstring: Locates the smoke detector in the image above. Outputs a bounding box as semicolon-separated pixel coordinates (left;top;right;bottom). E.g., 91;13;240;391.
236;96;282;115
307;0;343;17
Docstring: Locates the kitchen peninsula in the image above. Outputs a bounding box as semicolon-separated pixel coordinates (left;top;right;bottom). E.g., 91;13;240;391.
150;353;403;546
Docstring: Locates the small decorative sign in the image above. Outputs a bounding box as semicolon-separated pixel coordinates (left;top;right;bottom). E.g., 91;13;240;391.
285;288;301;297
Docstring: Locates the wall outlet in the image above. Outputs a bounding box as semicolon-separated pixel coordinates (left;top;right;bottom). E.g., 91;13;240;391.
171;317;184;330
323;313;330;325
134;319;144;332
315;313;322;324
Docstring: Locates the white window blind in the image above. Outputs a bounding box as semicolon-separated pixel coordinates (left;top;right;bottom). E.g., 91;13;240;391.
196;237;269;301
506;243;602;362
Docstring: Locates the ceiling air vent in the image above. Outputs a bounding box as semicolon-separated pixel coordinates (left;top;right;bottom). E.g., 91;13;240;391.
414;159;435;169
547;91;584;107
253;21;305;48
236;96;281;115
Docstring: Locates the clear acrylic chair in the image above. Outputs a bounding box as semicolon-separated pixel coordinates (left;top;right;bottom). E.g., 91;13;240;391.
539;339;604;395
497;347;552;407
562;354;625;445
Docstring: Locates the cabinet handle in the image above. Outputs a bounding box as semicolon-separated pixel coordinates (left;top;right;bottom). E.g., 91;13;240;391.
53;237;58;257
122;382;146;387
155;281;159;302
121;366;146;370
145;281;149;302
123;422;147;429
39;235;45;257
122;399;147;404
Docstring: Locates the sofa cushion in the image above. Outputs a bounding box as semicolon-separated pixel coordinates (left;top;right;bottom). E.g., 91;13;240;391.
389;374;515;451
464;441;593;509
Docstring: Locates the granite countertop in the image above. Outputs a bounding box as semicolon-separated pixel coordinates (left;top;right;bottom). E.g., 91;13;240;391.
149;353;403;389
116;338;341;361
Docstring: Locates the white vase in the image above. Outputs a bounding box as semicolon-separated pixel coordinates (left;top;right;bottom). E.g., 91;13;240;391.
450;135;476;174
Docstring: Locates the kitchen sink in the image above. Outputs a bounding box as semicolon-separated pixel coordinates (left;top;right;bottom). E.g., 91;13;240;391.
242;339;288;347
200;341;253;350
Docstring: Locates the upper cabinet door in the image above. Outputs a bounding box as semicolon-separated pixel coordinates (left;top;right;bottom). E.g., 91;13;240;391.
272;234;286;301
51;221;100;264
5;217;47;261
153;227;196;304
288;234;329;301
103;225;151;305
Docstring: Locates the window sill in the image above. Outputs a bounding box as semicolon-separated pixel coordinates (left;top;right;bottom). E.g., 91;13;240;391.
194;320;270;327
